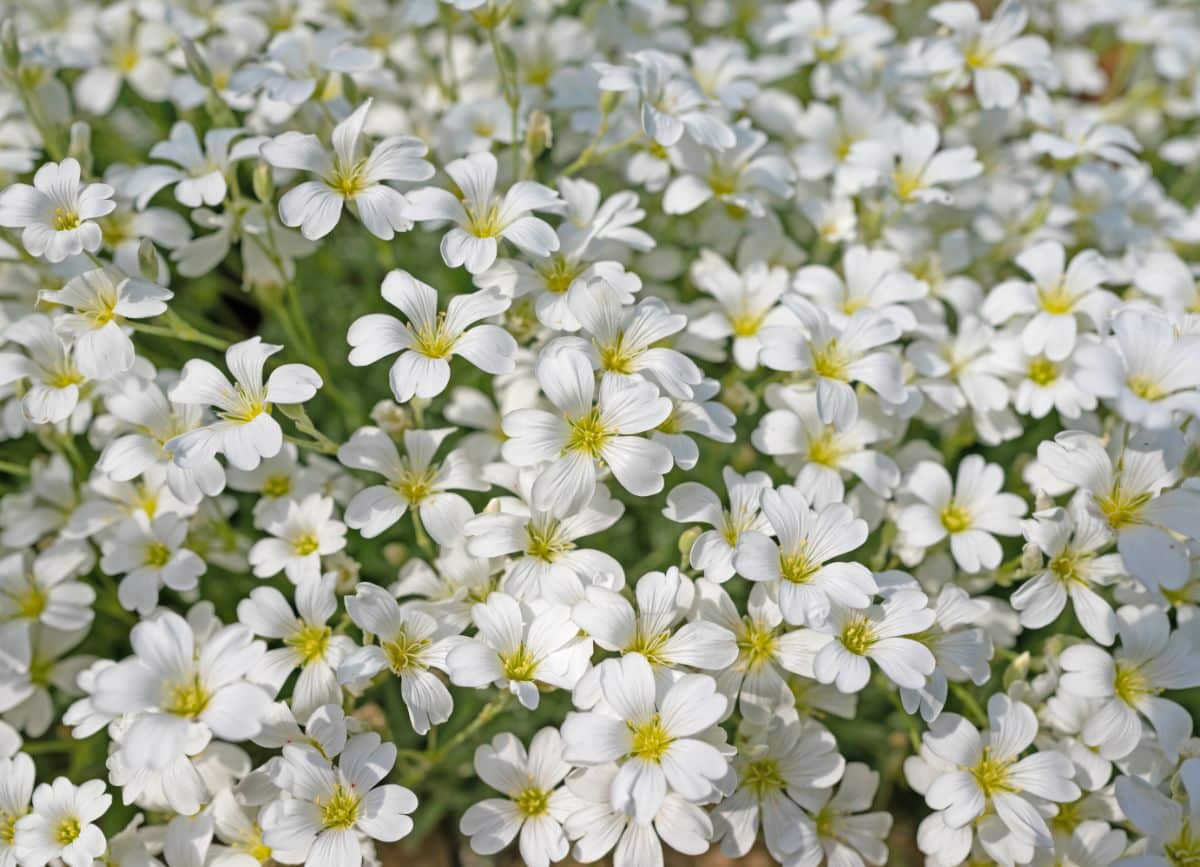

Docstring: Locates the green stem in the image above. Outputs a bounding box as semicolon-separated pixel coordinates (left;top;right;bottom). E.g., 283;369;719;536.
0;460;30;476
411;509;435;558
950;681;989;728
562;130;643;177
21;739;76;754
403;692;511;786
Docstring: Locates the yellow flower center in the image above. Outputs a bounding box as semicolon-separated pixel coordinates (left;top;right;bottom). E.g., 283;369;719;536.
1052;798;1083;834
145;542;172;567
501;644;538;682
597;333;638;375
565;409;612;459
737;620;778;669
15;585;46;620
525;521;572;562
1037;282;1077;315
263;475;291;498
53;208;81;231
742;758;785;800
1096;486;1150;530
514;786;550;817
1127;374;1167;401
940;502;972;533
540;256;582;294
293;533;320;556
0;811;21;845
1113;661;1155;705
319;785;360;830
728;308;765;337
165;676;210;718
328;159;370;198
839;615;876;656
893;170;922;202
811;341;851;381
47;362;85;389
628;715;673;762
236;829;272;862
410;315;457;359
708;165;740;197
466;201;505;238
1048;549;1086;586
971;747;1015;797
626;629;672;666
780;548;820;585
286;623;332;665
220;385;268;424
55;816;81;845
393;464;439;504
1165;822;1200;865
382;630;431;674
806;430;845;467
1027;356;1059;386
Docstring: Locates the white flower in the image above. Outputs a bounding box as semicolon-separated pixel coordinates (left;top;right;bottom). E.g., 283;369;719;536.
501;347;674;516
759;297;906;430
899;584;994;723
1113;759;1200;867
562;653;730;823
560;279;702;399
262;99;433;241
572;567;737;679
90;610;271;770
661;122;793;216
595;50;735;150
465;469;625;604
237;575;354;721
0;158;116;262
99;514;206;615
337;426;485;542
38;267;172;380
792;244;926;332
896;455;1027;574
447;592;589;709
0;314;89;425
925;0;1056;108
13;778;111;867
713;720;845;862
664;468;773;583
686;250;792;371
337;582;462;735
260;733;417;867
460;728;576;867
167;337;323;472
126;122;266;209
796;762;894;867
914;695;1080;862
0;752;34;866
1036;429;1200;592
804;588;937;694
1075;305;1200;430
563;765;712;867
981;241;1114;362
249;494;347;584
406;151;562;274
1013;502;1122;645
0;546;93;665
1058;604;1200;761
844;123;982;205
347;269;515;403
734;485;876;627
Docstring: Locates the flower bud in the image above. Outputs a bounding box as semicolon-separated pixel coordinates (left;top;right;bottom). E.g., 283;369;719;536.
253;161;274;204
137;239;158;282
68;121;92;175
1;19;19;71
181;38;213;88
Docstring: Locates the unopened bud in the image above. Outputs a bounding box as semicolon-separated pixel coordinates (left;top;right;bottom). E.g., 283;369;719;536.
598;90;621;116
1002;651;1031;689
1034;490;1055;512
68;122;92;175
524;110;552;163
181;38;213;88
383;543;409;567
253;161;274;204
137;239;158;281
677;526;702;562
1020;542;1043;574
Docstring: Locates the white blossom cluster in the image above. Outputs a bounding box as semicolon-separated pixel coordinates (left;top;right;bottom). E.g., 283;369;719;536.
0;0;1199;866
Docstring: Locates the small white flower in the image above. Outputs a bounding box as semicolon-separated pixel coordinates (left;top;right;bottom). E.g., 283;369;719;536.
664;467;773;583
260;732;417;867
0;314;89;425
447;592;589;709
0;158;116;262
561;653;730;823
167;337;323;472
126;122;266;209
13;778;111;867
262;99;433;241
406;151;562;274
844;123;982;205
99;513;206;615
896;455;1027;574
460;728;576;867
347;269;515;403
249;494;347;585
686;250;792;371
734;485;876;627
